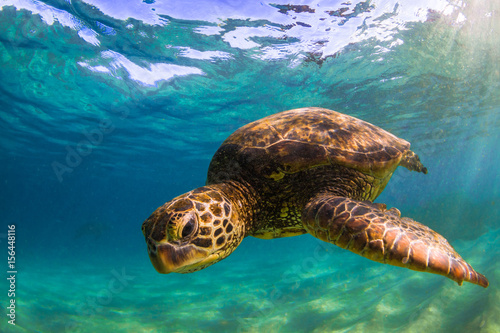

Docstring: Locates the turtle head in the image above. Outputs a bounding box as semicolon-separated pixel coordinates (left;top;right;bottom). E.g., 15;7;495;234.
142;186;245;274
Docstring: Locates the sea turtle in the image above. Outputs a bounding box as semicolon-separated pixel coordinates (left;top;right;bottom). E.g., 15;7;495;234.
142;107;488;288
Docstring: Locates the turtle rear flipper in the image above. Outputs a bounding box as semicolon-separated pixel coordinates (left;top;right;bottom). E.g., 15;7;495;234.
302;196;489;288
400;150;428;174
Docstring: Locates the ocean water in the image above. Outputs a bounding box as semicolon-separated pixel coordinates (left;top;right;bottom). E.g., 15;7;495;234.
1;0;499;332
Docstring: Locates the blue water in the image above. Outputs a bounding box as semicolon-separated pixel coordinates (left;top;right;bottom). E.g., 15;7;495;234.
1;0;499;332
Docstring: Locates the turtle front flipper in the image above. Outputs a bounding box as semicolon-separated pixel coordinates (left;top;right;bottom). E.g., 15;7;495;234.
302;196;489;288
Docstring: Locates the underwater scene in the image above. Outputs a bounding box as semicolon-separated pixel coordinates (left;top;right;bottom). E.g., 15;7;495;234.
1;0;499;332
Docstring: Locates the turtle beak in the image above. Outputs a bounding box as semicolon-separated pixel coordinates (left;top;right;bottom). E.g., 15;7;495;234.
146;238;209;274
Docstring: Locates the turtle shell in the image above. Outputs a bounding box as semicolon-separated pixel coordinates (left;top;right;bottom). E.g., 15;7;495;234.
207;107;410;183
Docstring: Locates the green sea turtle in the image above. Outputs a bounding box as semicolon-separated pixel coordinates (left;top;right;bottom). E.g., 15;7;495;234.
142;107;488;288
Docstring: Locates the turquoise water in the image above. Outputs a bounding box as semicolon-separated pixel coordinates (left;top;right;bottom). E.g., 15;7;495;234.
1;0;499;332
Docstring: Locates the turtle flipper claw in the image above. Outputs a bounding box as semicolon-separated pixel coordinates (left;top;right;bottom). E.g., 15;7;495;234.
302;196;489;288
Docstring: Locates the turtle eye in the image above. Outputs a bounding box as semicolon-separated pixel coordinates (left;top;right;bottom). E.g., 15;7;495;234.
181;217;197;239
